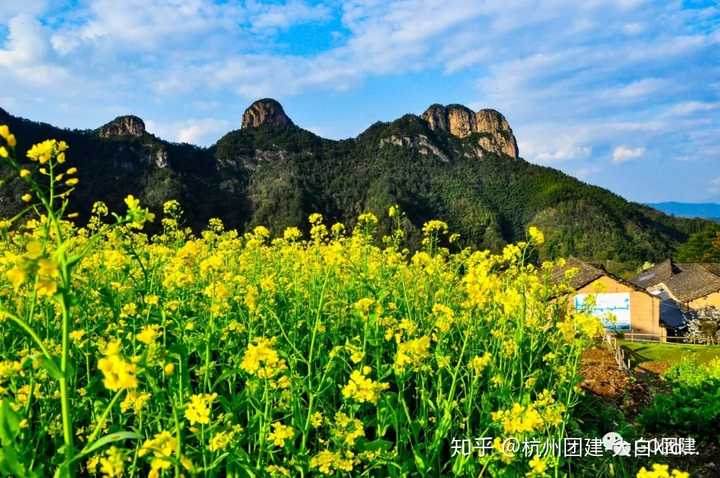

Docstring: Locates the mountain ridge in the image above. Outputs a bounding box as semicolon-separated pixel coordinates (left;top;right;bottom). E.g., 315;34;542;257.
646;202;720;221
0;99;708;271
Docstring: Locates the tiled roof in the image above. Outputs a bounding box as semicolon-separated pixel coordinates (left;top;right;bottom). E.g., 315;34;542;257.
549;257;606;290
631;260;720;303
630;259;677;289
663;263;720;302
549;257;650;294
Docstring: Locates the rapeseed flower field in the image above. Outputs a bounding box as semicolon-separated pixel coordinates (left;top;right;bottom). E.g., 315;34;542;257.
0;131;684;476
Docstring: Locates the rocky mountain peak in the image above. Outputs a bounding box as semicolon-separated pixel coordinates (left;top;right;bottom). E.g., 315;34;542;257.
420;103;518;158
241;98;294;129
98;115;146;139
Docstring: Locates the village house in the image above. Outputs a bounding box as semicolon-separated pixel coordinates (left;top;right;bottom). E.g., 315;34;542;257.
551;258;668;341
631;259;720;310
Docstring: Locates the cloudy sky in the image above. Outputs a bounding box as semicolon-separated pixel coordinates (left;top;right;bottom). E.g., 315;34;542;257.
1;0;718;203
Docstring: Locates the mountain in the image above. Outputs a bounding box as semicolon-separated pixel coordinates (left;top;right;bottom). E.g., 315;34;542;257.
646;202;720;222
0;100;708;271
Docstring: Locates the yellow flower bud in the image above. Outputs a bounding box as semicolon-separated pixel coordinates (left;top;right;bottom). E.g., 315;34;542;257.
164;363;175;375
19;169;30;178
55;174;64;181
21;193;32;203
0;146;7;158
57;152;66;164
65;178;79;187
66;167;77;175
7;134;15;148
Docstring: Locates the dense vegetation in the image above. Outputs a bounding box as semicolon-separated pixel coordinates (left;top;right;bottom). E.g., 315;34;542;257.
0;107;707;273
1;130;696;477
639;359;720;443
675;224;720;262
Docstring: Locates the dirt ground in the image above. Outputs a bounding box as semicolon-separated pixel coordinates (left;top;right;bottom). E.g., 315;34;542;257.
579;346;651;415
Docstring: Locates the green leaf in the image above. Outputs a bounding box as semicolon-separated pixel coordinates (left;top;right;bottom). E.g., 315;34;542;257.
53;462;71;478
0;444;31;478
36;356;63;382
206;452;230;471
0;401;20;446
358;439;393;453
413;450;427;473
73;431;142;463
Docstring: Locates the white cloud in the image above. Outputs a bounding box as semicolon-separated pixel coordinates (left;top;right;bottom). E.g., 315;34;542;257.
612;78;667;99
0;14;49;66
0;14;68;87
612;146;646;163
709;177;720;194
623;22;645;35
666;101;720;116
249;0;331;31
50;0;248;54
1;0;718;201
146;118;231;145
574;165;603;179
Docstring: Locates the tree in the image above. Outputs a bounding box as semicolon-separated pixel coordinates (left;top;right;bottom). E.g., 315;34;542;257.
675;225;720;262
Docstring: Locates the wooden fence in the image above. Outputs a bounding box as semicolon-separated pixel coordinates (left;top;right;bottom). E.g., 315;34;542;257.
619;332;719;345
603;333;631;372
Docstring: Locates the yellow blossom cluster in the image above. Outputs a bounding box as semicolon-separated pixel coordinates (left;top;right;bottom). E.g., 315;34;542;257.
185;393;218;425
139;431;178;478
240;337;288;379
97;341;138;391
342;366;389;404
394;335;431;373
0;135;619;478
637;464;689;478
491;403;544;434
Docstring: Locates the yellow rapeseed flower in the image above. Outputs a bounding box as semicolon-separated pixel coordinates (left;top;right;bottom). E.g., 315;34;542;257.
120;391;151;415
527;455;547;476
98;341;138;391
469;352;492;376
163;362;175;376
208;430;236;452
266;465;291;476
139;431;177;478
240;337;287;379
310;450;355;475
491;403;544;434
528;226;545;245
636;464;689;478
394;335;431;373
137;325;160;345
184;393;217;425
342;367;389;404
267;422;294;447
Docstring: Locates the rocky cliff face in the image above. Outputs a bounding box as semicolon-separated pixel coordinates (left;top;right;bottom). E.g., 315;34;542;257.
98;115;146;138
421;104;518;158
241;99;294;129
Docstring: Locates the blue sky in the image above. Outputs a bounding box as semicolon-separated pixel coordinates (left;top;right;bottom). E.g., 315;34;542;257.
0;0;718;203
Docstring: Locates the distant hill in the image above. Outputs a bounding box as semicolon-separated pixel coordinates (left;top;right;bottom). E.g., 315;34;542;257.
0;100;709;271
646;202;720;222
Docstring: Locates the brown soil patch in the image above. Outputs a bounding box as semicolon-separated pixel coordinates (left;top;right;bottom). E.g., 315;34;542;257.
579;346;651;416
636;360;669;375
